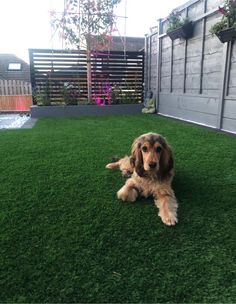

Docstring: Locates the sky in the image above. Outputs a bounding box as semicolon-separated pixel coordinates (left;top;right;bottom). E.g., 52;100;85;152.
0;0;187;63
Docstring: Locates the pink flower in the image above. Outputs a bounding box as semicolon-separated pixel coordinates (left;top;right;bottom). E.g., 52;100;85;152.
218;6;226;14
95;97;105;106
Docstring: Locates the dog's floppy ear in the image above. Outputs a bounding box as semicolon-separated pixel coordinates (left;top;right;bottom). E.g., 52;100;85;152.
159;136;174;179
131;138;145;177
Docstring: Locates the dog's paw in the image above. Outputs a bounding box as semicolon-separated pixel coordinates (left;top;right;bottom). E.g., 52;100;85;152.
121;170;132;178
117;186;138;202
159;210;178;226
106;163;116;169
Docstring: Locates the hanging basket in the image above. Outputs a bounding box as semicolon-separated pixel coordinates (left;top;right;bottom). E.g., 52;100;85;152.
167;22;193;41
216;27;236;43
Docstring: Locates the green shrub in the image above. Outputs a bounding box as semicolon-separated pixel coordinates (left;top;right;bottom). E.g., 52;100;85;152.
166;11;190;32
210;0;236;35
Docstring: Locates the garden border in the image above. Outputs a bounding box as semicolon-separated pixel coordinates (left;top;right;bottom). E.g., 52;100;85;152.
30;104;144;118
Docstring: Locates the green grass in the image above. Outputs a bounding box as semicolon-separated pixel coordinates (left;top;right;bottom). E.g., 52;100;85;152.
0;114;235;303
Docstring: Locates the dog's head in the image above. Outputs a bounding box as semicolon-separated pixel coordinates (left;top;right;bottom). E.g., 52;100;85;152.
131;132;173;179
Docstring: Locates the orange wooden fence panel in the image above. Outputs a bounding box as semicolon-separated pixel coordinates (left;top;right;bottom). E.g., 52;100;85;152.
0;95;32;111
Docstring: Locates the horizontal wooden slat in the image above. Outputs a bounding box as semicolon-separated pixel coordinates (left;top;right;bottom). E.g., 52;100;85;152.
29;48;144;105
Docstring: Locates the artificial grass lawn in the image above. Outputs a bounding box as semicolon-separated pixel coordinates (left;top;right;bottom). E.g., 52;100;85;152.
0;114;235;303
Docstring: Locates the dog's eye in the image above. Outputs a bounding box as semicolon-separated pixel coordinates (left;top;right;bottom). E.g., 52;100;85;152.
156;146;162;153
142;146;148;152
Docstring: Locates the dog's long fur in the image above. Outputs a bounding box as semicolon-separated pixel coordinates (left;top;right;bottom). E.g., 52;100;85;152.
105;156;133;177
106;132;178;226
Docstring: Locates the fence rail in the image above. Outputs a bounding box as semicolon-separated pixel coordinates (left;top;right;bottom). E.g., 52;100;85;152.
0;80;32;95
29;49;144;105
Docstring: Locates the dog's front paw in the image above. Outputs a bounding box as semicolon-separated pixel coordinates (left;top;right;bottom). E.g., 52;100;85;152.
117;186;138;202
159;210;178;226
121;170;132;178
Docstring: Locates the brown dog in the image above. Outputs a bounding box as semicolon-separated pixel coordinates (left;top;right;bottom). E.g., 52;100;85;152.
106;133;178;226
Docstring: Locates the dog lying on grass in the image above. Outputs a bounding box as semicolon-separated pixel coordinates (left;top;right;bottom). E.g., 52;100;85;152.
106;132;178;226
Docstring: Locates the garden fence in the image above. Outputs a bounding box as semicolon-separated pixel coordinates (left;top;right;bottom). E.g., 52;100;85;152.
29;49;144;106
0;80;32;111
145;0;236;134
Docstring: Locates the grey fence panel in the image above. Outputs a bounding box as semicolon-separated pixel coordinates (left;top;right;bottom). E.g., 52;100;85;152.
159;93;219;127
206;0;222;11
160;37;171;93
145;0;236;134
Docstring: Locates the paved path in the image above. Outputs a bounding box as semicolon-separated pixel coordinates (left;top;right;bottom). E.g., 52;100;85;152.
0;114;37;130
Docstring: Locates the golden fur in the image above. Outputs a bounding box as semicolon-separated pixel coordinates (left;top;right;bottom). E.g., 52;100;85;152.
106;132;178;226
105;156;133;177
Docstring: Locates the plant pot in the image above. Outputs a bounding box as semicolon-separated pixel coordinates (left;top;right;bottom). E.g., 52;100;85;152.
167;22;193;40
216;27;236;43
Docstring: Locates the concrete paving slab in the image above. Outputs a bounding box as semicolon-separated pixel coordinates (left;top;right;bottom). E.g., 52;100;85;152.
0;114;37;129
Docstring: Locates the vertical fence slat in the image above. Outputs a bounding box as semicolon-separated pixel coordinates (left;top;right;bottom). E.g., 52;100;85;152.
225;41;234;97
9;80;13;95
199;0;207;94
4;80;8;95
170;41;173;93
183;7;189;94
217;42;232;129
148;36;152;92
0;80;32;95
156;18;163;112
144;34;148;97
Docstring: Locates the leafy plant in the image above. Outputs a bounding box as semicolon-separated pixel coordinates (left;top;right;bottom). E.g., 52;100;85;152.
61;82;79;105
210;0;236;35
33;85;50;106
166;11;190;32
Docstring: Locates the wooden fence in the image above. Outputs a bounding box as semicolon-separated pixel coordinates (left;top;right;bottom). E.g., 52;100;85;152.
145;0;236;134
0;80;32;111
29;49;144;105
0;80;32;95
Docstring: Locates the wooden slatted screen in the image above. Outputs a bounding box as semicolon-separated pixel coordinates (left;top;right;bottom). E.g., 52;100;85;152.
29;49;144;105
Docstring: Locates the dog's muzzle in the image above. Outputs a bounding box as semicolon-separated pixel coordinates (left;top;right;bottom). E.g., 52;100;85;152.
149;162;157;169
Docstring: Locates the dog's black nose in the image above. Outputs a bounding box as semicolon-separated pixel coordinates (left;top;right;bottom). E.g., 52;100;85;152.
149;162;157;169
